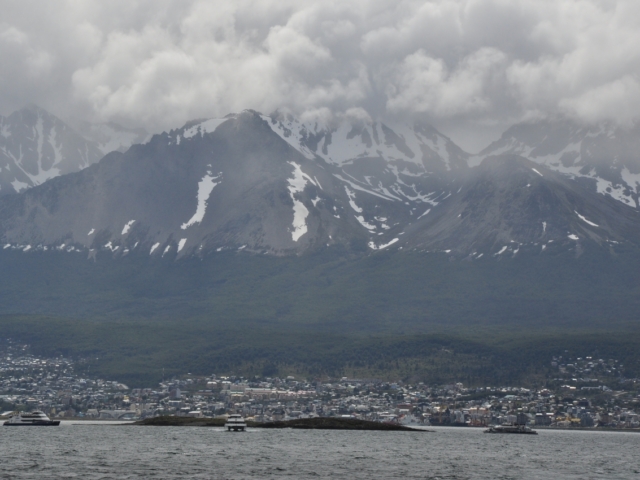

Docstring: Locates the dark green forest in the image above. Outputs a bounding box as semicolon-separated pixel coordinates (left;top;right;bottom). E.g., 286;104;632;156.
1;245;639;386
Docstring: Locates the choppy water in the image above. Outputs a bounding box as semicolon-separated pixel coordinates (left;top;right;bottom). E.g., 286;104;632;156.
1;423;639;479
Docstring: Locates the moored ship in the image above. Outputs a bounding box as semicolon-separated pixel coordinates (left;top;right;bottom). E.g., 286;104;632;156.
224;414;247;432
484;424;537;434
3;411;60;426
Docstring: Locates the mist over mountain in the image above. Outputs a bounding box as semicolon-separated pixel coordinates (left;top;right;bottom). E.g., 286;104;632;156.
1;108;639;262
69;120;151;155
472;119;640;208
0;109;462;256
0;105;152;196
0;105;102;195
402;154;640;255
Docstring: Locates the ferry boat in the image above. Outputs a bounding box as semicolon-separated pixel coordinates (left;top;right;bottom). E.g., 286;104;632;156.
3;411;60;426
224;414;247;432
484;423;537;434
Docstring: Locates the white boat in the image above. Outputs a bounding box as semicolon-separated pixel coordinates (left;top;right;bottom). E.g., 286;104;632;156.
224;414;247;432
484;423;537;435
3;411;60;426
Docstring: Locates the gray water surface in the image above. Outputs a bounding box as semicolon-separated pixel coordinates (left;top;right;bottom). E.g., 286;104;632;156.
1;424;639;479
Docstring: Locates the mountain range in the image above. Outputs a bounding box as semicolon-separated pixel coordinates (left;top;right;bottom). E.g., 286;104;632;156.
2;105;640;381
1;108;639;259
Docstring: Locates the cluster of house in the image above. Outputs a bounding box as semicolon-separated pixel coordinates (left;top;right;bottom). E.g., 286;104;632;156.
0;345;131;419
1;343;639;429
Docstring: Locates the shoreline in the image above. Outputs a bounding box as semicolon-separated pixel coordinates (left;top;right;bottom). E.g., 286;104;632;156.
133;416;428;431
39;417;640;433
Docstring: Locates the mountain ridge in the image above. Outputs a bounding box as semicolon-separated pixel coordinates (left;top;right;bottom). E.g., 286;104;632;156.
402;154;640;256
471;118;640;208
1;110;639;260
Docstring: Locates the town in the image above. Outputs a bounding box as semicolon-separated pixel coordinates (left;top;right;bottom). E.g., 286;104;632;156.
1;341;639;429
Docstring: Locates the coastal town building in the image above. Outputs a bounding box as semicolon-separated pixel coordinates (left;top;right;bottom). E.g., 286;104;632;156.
1;341;639;429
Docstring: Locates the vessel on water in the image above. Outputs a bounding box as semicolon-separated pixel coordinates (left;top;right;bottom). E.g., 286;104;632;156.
224;414;247;432
484;424;538;434
3;411;60;426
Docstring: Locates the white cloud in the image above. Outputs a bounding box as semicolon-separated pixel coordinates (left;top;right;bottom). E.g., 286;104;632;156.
0;0;640;138
385;47;507;117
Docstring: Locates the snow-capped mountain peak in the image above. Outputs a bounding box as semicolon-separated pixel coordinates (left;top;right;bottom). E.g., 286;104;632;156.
1;110;640;260
261;111;468;172
472;119;640;208
0;105;103;194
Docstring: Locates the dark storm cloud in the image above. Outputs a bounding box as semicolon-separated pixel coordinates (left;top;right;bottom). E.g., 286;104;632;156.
1;0;639;148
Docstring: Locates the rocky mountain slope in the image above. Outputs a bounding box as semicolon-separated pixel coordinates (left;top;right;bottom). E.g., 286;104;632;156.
1;110;640;333
1;110;639;259
402;154;640;256
0;110;464;256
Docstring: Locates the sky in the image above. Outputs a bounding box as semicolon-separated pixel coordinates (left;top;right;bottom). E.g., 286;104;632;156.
1;0;640;152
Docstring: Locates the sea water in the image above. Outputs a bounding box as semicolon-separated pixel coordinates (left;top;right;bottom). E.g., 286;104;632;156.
1;423;639;479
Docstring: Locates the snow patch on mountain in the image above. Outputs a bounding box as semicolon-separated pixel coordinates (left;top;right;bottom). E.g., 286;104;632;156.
592;176;634;206
495;246;508;255
181;172;222;229
10;179;28;192
183;118;230;139
286;162;309;242
575;211;599;227
121;220;136;235
344;185;363;213
355;215;376;231
334;174;396;201
418;208;431;219
621;167;640;189
391;183;441;205
368;238;399;250
262;113;465;172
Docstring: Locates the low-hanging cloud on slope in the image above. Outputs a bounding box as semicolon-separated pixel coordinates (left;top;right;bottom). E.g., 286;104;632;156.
1;0;640;139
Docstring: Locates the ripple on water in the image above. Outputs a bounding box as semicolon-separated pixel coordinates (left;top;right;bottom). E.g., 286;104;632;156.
0;427;640;478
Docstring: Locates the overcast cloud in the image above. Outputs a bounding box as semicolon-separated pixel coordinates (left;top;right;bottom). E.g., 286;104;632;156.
1;0;639;150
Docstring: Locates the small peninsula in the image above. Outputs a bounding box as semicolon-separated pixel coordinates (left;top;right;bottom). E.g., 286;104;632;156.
134;416;426;431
